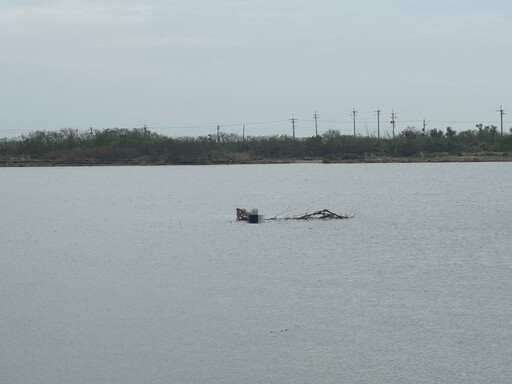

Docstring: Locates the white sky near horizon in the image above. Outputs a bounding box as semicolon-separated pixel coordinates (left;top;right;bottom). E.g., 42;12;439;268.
1;0;511;138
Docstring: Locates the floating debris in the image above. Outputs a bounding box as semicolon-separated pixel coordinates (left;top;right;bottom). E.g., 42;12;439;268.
236;208;352;222
236;208;250;221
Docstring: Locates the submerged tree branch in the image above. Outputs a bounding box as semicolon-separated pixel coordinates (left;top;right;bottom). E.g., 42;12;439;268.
236;208;352;222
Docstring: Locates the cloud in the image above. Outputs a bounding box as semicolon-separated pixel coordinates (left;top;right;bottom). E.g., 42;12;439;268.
0;1;154;51
0;1;242;78
0;1;155;25
94;35;242;50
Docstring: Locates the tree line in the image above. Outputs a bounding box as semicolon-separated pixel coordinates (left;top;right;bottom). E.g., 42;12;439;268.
1;124;511;165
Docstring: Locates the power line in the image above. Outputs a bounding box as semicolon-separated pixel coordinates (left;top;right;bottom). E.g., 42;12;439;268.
2;110;508;140
427;120;484;124
149;119;290;130
318;119;353;123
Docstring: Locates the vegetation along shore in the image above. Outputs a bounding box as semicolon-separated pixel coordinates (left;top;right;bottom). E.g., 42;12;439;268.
1;125;512;167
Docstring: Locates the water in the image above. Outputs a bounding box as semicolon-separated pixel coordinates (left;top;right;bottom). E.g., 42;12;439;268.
1;163;511;383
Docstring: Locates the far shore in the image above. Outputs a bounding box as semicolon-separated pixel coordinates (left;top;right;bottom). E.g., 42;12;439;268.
2;154;511;167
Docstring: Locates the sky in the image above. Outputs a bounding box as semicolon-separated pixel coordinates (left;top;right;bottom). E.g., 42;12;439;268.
1;0;511;138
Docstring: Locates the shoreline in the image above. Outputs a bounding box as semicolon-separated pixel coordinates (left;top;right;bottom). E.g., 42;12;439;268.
1;155;512;167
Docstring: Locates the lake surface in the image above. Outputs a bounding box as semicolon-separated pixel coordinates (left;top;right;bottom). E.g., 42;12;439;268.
1;163;511;383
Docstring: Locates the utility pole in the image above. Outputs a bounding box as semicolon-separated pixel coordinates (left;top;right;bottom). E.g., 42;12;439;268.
351;108;358;136
242;124;246;142
498;106;505;136
313;111;320;136
216;124;220;142
422;118;427;135
375;108;381;139
290;115;297;139
390;110;397;139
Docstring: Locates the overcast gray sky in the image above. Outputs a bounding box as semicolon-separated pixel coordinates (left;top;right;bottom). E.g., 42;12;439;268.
1;0;511;138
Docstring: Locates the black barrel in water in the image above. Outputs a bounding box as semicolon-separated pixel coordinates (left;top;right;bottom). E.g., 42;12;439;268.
249;208;262;224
